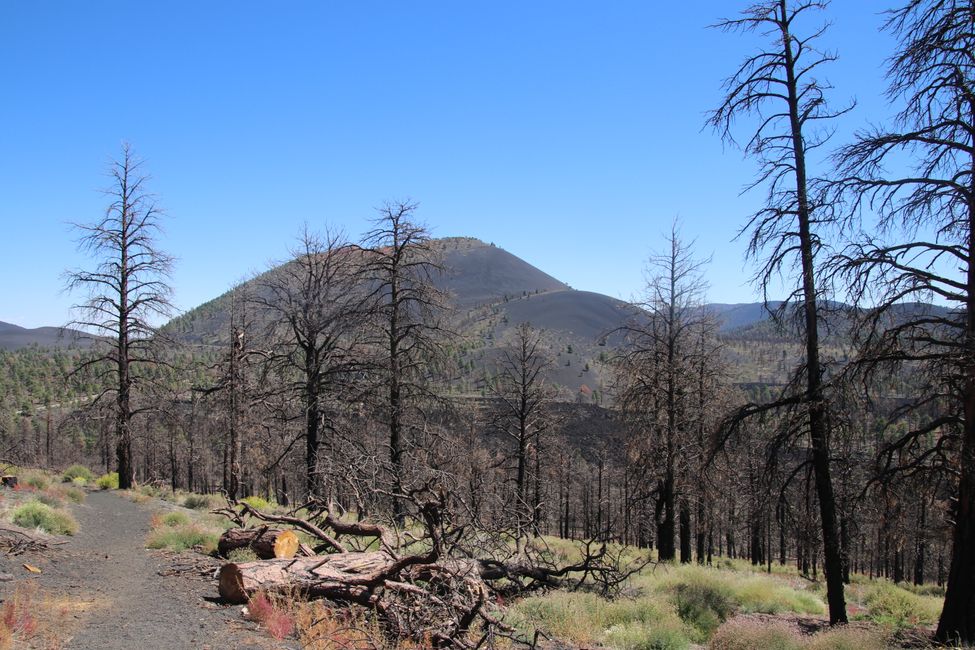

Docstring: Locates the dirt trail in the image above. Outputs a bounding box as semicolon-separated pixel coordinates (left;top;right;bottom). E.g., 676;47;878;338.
27;490;272;649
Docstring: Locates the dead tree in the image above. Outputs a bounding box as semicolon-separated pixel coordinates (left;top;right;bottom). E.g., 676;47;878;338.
251;227;367;499
708;0;849;623
832;0;975;640
64;143;174;490
361;202;450;523
616;223;713;562
489;322;554;535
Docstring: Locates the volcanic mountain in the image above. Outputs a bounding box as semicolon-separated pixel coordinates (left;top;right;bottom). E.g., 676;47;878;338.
164;237;815;397
0;321;94;351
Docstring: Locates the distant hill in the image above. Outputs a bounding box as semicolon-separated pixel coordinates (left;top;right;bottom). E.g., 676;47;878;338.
162;236;952;396
708;302;784;332
164;237;630;398
0;322;95;351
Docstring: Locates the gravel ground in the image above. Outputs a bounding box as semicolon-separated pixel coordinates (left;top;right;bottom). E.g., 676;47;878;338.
18;490;282;649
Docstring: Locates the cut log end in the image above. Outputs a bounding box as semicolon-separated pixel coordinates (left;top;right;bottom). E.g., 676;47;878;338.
217;527;301;560
273;530;299;559
218;563;248;604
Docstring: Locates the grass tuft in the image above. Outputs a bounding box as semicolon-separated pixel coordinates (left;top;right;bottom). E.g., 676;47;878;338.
146;523;219;553
11;500;78;535
153;511;190;527
61;465;93;483
228;548;259;563
182;493;218;510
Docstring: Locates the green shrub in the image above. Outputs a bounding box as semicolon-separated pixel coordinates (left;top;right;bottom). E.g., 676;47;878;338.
861;583;941;628
674;581;735;639
241;495;274;511
71;476;87;487
182;493;217;510
146;523;219;553
158;511;190;527
62;486;85;503
508;590;690;648
603;620;691;650
96;472;119;490
62;464;93;483
11;500;78;535
735;579;824;616
136;484;162;498
708;620;801;650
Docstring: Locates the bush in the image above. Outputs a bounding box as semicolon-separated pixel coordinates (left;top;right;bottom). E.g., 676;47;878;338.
96;473;119;490
146;523;218;553
156;511;190;527
11;501;78;536
71;477;87;488
62;487;85;504
603;620;691;650
61;465;93;483
182;493;217;510
241;495;274;511
674;581;735;639
708;620;801;650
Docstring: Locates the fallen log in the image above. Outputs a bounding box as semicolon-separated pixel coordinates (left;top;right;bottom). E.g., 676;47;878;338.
217;526;300;560
218;551;394;603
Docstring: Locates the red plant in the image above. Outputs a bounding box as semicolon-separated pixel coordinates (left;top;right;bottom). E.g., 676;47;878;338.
246;592;294;640
2;599;37;637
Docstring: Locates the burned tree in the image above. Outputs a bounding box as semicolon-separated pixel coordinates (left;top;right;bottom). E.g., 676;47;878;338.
489;322;554;534
616;224;714;562
361;202;449;523
833;0;975;640
708;0;849;623
251;227;367;499
64;143;174;490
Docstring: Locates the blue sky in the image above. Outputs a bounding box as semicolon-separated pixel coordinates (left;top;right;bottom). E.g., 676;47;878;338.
0;2;897;328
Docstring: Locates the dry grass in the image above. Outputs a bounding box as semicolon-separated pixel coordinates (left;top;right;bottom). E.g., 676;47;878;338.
295;600;415;649
0;582;91;649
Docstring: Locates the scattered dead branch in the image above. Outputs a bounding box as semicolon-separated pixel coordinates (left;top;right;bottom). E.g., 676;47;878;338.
214;485;648;648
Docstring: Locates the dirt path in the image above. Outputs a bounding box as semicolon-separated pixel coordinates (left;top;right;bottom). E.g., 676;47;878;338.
25;491;275;649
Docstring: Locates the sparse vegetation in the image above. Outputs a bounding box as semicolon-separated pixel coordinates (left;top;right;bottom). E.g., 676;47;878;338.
709;620;801;650
95;472;119;490
182;493;218;510
61;464;93;483
11;499;78;535
146;521;219;553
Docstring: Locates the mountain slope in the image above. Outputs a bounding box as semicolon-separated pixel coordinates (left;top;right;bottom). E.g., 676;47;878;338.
0;321;94;351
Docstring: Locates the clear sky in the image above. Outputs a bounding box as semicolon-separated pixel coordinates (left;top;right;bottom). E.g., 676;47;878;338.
0;2;898;328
